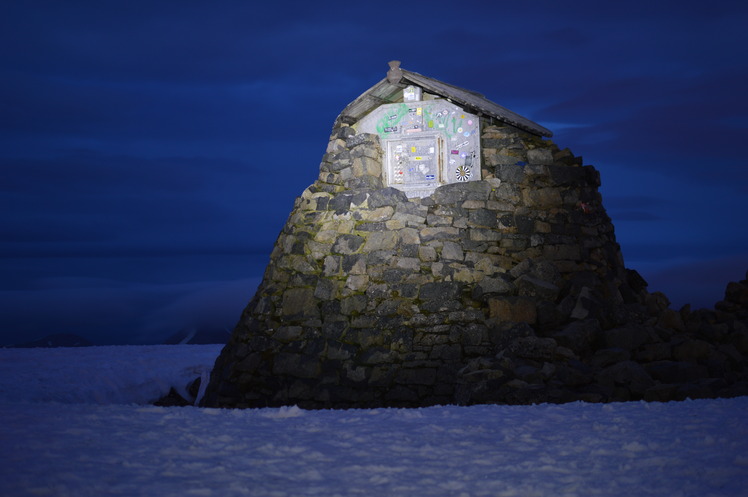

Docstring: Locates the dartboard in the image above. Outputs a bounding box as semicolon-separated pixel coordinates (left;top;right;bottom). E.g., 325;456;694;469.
455;165;472;182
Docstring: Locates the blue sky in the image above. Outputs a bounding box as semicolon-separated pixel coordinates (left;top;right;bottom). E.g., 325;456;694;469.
1;0;747;345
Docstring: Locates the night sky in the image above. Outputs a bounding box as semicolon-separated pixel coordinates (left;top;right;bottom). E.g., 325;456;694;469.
2;1;747;345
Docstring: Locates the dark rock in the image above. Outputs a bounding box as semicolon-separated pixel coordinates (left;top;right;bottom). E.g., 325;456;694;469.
570;286;601;320
432;181;491;204
333;234;365;254
635;343;673;362
488;297;537;324
508;336;558;361
153;387;191;407
657;309;685;332
345;132;376;148
672;339;714;362
602;325;653;351
646;292;671;316
488;321;535;351
596;361;654;397
645;361;710;384
590;348;630;369
725;281;748;306
550;319;600;356
625;269;648;293
368;187;409;208
495;164;524;183
516;274;560;301
472;274;515;300
643;384;681;402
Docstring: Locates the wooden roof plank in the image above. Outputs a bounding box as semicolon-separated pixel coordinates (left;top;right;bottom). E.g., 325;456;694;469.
337;63;552;138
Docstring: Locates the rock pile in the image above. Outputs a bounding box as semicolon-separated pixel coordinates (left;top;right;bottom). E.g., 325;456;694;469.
458;272;748;405
201;112;748;408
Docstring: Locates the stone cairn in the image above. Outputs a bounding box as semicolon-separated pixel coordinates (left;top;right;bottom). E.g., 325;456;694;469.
202;116;748;408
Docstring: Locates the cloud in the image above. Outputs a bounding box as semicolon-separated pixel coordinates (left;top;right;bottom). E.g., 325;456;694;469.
137;278;261;343
0;271;263;346
636;253;748;309
0;149;311;259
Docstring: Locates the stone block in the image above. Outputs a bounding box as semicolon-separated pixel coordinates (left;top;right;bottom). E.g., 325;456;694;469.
367;187;409;208
433;181;491;204
643;384;681;402
551;318;600;354
343;365;368;383
396;368;437;386
322;255;340;277
524;187;563;208
274;326;304;342
602;325;653;351
523;164;548;178
527;148;554;165
352;156;382;178
469;228;502;241
362;231;398;252
359;206;394;222
421;226;460;242
672;339;714;362
272;353;320;379
418;245;438;262
543;244;581;261
514;215;535;234
340;295;367;315
596;361;654;395
441;241;464;261
474;275;515;298
345;131;376;148
281;288;319;319
488;296;537;324
645;361;709;384
468;208;498;228
420;281;463;300
333;234;365;254
384;385;418;403
345;274;369;292
342;254;367;274
495;164;524;183
516;274;560;301
427;213;452;226
398;227;420;245
634;343;673;362
590;348;630;368
508;336;558;360
234;353;263;373
359;347;395;365
394;257;420;271
725;281;748;306
419;282;463;313
494;184;521;203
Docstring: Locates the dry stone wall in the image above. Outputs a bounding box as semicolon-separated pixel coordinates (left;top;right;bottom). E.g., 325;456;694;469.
202;117;748;408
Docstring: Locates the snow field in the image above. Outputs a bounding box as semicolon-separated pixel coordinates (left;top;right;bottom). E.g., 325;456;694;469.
0;344;223;405
0;345;746;496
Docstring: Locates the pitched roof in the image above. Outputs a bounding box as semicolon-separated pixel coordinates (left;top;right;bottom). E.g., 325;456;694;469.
338;61;553;138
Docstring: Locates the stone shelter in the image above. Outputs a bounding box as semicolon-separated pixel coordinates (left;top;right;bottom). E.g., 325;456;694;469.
202;62;748;408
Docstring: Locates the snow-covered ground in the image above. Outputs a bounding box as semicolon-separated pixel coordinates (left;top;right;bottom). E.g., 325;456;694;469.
1;346;746;497
0;344;222;405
